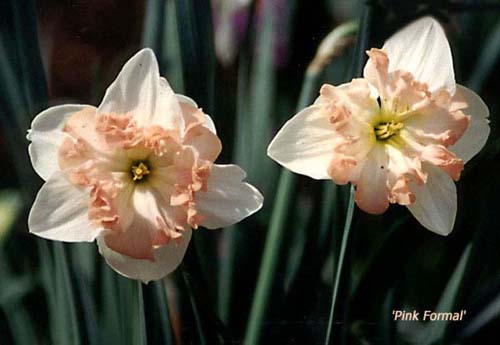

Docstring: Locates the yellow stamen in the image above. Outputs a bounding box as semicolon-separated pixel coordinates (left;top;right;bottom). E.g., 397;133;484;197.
131;162;150;181
374;121;404;141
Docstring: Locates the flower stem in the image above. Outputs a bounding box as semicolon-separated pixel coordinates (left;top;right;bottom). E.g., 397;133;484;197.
243;169;297;345
324;3;372;343
324;185;355;344
243;21;360;345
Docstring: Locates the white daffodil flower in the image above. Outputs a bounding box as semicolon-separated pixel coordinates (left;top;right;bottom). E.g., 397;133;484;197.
28;48;263;283
268;17;490;235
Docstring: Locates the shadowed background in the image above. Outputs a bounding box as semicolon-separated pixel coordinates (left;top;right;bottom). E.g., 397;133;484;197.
1;0;500;344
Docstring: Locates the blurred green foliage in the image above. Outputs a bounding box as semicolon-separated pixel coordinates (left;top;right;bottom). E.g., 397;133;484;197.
1;0;500;344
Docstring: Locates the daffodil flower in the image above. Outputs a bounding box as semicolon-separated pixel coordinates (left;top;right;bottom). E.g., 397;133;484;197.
27;48;263;282
267;17;490;235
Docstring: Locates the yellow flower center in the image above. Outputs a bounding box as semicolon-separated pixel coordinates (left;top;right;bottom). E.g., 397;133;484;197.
374;121;404;141
131;162;151;181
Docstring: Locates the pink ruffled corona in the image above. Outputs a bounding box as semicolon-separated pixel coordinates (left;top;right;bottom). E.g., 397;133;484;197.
58;110;220;261
319;48;468;215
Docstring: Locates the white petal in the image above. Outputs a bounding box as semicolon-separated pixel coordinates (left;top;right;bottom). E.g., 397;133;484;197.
196;164;263;229
27;104;93;181
449;85;490;163
158;77;185;130
28;171;102;242
176;94;217;134
381;16;455;95
267;104;335;180
354;145;389;215
98;49;184;130
97;229;192;283
407;164;457;235
203;115;217;134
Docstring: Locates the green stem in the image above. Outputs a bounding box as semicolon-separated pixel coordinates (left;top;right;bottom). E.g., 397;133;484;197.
324;186;355;344
243;20;360;344
141;0;165;56
324;5;372;343
243;170;296;345
174;0;215;113
243;70;320;345
53;242;81;345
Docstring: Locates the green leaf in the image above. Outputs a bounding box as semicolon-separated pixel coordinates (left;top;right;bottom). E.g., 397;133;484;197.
174;0;215;113
324;186;356;344
9;0;47;115
53;243;82;345
398;244;472;345
100;265;124;344
245;2;278;203
217;53;251;324
116;277;148;345
2;304;37;345
142;0;166;56
243;16;359;343
162;0;184;90
457;288;500;340
467;17;500;91
0;189;22;243
283;195;314;291
154;279;174;344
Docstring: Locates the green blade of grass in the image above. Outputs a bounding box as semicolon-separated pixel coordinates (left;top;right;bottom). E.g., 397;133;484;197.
37;241;58;344
0;252;36;345
243;19;359;344
1;304;37;345
9;0;47;116
243;170;296;345
421;244;472;345
182;264;208;345
162;0;184;90
53;242;82;345
155;279;174;344
116;277;148;345
217;51;251;324
182;242;232;344
72;243;99;345
174;0;215;113
246;1;277;198
142;0;166;57
100;265;124;344
243;70;321;345
135;282;148;345
174;1;218;320
324;10;370;344
456;288;500;340
467;17;500;91
0;39;41;200
324;186;356;345
0;190;22;242
283;195;314;291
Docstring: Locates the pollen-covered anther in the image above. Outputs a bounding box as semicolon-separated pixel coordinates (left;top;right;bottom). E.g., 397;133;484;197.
374;121;404;140
131;162;151;181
